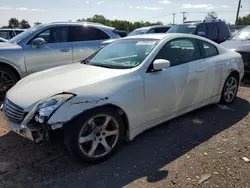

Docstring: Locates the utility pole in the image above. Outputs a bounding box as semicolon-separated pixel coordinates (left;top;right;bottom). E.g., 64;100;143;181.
181;12;187;23
235;0;241;25
172;13;175;25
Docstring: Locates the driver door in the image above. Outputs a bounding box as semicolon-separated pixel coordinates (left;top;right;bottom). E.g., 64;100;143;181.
23;26;72;74
144;37;207;123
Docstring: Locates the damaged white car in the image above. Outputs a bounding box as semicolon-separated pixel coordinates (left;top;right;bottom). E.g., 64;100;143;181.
1;34;244;163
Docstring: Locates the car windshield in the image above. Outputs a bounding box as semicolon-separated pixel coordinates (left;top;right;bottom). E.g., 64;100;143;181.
128;28;148;36
86;39;159;69
231;26;250;40
167;24;196;34
8;24;44;44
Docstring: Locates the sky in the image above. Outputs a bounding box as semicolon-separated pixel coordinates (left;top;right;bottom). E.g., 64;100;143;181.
0;0;249;27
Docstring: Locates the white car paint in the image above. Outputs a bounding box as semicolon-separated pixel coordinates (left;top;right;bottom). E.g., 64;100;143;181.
5;33;244;141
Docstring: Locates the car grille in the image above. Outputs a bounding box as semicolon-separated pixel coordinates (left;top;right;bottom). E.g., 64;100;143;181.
237;51;250;66
3;98;24;123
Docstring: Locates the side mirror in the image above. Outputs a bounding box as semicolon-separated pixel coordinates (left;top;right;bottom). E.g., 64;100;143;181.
198;31;205;37
31;38;46;48
153;59;170;71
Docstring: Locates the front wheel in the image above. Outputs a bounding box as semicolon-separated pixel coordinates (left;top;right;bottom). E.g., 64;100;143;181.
64;107;125;163
0;66;19;100
220;73;239;104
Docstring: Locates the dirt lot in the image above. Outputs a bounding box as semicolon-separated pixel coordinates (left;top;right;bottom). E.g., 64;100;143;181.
0;83;249;188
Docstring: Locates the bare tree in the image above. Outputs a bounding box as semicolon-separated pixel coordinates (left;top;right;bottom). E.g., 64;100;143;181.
205;11;218;20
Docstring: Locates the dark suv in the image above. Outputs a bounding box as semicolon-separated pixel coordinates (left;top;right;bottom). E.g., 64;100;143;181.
167;19;231;44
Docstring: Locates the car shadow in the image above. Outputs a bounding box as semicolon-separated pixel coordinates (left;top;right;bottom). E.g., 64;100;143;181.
0;97;249;188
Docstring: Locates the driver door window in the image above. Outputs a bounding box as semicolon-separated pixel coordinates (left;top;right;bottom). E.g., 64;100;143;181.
29;26;69;44
24;26;72;74
155;38;201;66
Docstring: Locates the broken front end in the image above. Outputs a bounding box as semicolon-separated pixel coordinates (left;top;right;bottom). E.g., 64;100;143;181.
0;93;75;144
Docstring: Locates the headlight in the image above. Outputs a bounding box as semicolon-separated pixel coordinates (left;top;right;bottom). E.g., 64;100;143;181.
21;93;74;127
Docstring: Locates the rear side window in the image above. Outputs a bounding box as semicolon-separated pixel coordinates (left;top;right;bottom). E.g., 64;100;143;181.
196;23;207;36
155;27;171;33
0;31;10;39
217;22;230;40
69;26;110;42
200;41;218;58
206;23;218;41
14;30;24;35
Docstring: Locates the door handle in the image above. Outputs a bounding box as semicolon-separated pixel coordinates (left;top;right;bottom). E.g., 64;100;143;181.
60;49;70;52
196;67;206;72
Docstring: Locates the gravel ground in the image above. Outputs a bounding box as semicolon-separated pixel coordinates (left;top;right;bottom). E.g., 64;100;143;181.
0;82;249;188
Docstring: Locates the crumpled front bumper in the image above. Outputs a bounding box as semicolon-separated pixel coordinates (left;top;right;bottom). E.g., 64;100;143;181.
1;110;34;141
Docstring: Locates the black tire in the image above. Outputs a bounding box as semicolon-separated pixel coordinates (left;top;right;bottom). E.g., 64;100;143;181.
0;65;19;101
64;107;125;163
219;73;239;104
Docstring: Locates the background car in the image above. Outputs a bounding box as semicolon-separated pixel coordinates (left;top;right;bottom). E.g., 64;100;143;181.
114;30;128;37
0;29;25;40
128;25;172;36
0;37;8;42
221;25;250;74
1;33;244;163
167;19;231;43
0;22;121;100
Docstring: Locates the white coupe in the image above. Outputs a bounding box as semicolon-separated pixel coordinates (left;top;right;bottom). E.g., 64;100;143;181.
1;33;244;163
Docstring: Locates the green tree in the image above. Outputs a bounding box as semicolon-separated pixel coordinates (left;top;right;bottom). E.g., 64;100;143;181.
34;22;42;26
8;18;19;28
238;14;250;25
77;15;163;32
19;19;31;29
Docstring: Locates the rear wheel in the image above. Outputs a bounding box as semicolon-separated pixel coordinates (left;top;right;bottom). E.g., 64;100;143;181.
0;66;19;100
220;73;239;104
64;107;125;163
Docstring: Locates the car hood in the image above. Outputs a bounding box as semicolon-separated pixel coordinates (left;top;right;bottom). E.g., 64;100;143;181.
0;42;21;49
221;40;250;52
6;63;131;110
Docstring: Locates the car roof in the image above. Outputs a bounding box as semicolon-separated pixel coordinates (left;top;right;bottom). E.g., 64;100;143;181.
123;33;221;43
0;29;25;31
124;33;200;40
43;21;115;30
134;25;172;31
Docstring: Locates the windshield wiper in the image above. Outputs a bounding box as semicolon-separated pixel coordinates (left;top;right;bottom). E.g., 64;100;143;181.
90;63;131;69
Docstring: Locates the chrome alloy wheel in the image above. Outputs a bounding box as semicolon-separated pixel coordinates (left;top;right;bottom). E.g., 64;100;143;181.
78;114;119;158
224;76;238;103
0;71;15;99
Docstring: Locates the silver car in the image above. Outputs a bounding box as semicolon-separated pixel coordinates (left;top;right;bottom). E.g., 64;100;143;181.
0;22;120;100
0;29;25;40
128;25;172;36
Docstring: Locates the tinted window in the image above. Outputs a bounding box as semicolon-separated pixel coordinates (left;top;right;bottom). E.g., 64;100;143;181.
217;22;230;40
155;27;171;33
196;23;207;36
167;24;196;34
200;41;218;57
14;30;24;35
156;38;201;66
29;26;68;44
0;31;9;39
128;28;148;36
206;23;218;41
147;28;156;33
69;26;110;42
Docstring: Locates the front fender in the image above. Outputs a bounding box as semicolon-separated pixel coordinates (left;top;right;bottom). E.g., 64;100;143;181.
47;96;111;129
